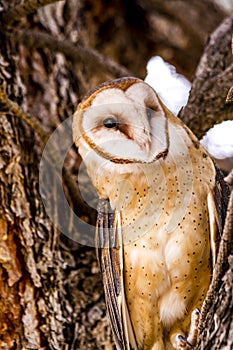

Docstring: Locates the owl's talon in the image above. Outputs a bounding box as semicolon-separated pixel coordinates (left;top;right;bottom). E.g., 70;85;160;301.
176;334;193;349
187;308;200;346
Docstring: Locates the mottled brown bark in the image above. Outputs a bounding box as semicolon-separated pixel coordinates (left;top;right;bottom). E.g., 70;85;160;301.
197;189;233;350
1;0;59;25
180;16;233;139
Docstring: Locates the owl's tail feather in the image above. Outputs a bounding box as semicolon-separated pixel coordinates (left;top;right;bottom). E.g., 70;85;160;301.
96;199;138;350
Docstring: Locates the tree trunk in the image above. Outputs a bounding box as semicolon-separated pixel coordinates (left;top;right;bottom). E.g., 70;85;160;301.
180;16;233;139
0;1;232;349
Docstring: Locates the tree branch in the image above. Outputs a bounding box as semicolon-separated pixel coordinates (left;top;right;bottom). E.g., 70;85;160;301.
226;34;233;103
1;0;61;25
200;185;233;327
0;76;48;143
225;168;233;186
14;29;131;79
180;16;233;139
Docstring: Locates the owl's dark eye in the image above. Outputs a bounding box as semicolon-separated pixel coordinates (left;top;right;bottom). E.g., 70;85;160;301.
103;117;118;128
146;108;152;119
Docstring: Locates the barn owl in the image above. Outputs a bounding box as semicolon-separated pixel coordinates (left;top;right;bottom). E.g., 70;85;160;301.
72;77;229;350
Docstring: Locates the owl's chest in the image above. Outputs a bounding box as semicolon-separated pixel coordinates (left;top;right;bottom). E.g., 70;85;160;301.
119;160;212;330
123;230;171;299
121;177;211;287
123;210;211;331
108;149;212;328
123;208;210;290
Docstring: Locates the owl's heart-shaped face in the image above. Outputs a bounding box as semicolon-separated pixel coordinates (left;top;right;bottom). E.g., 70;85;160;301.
73;78;169;165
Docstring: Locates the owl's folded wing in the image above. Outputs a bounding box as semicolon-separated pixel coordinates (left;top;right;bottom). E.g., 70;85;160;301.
207;167;230;267
96;199;138;350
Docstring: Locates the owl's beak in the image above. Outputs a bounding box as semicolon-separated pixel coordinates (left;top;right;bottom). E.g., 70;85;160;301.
137;129;151;155
140;139;151;154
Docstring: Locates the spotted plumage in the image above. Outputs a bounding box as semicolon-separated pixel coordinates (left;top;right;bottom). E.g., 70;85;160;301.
73;77;229;350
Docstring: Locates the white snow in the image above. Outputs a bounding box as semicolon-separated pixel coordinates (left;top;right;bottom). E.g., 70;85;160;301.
144;55;233;170
201;120;233;159
144;56;191;115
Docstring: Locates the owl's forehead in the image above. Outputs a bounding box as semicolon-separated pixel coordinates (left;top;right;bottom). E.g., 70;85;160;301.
91;86;148;109
85;81;159;109
91;87;132;107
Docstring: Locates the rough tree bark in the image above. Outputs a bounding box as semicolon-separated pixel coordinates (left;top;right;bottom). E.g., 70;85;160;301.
0;1;232;349
180;16;233;139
